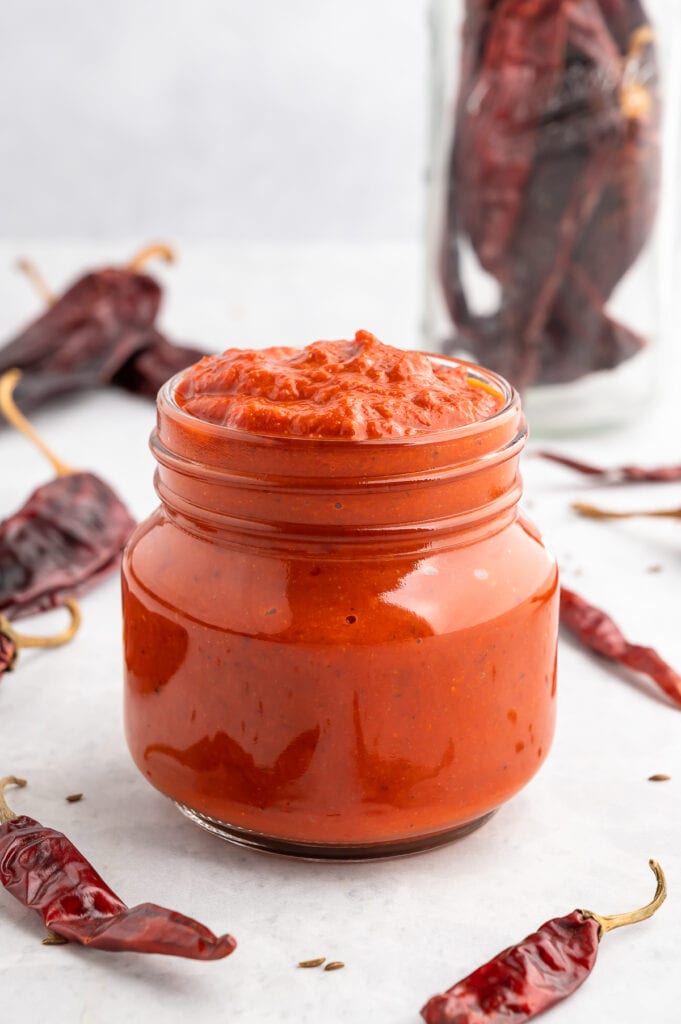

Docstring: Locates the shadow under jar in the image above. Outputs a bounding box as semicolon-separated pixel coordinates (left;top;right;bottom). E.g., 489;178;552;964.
122;359;558;859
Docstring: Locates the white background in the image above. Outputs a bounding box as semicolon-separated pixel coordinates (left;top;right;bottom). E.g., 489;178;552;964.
0;0;427;241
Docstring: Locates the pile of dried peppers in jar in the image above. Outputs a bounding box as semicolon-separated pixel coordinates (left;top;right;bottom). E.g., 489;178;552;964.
441;0;659;390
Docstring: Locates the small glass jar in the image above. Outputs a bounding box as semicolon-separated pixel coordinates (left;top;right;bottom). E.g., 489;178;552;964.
122;360;559;859
425;0;680;434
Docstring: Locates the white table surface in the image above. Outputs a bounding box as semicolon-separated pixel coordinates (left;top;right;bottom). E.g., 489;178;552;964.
1;242;679;1024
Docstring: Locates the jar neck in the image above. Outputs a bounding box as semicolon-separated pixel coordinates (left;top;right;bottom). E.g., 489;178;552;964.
151;369;526;545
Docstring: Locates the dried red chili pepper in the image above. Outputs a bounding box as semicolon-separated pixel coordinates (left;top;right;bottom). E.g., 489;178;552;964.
0;370;135;620
560;586;681;707
422;860;666;1023
113;330;208;399
1;244;204;412
442;2;659;389
0;776;236;958
537;450;681;483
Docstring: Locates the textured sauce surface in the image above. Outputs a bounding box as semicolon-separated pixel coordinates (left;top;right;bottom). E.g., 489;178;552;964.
174;330;501;439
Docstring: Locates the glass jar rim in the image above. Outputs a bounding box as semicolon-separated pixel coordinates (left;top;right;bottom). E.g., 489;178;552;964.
152;354;525;539
158;353;518;451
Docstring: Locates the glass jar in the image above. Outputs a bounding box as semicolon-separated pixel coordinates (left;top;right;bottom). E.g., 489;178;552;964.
425;0;679;434
122;360;559;859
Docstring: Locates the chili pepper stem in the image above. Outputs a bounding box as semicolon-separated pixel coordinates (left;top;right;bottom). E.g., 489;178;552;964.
42;929;69;946
581;860;666;939
574;502;681;521
0;370;73;477
0;776;27;824
0;600;81;661
15;258;55;305
128;243;175;272
620;25;655;121
629;25;655;57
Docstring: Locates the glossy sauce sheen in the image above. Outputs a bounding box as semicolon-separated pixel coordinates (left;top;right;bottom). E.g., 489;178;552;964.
123;337;558;853
174;330;501;438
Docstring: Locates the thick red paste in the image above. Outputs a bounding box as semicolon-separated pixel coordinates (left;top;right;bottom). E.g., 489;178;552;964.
174;330;501;439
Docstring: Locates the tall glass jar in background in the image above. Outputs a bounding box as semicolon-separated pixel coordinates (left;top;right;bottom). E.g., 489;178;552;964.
425;1;680;434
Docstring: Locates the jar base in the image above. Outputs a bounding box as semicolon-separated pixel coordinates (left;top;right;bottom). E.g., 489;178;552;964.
175;802;497;860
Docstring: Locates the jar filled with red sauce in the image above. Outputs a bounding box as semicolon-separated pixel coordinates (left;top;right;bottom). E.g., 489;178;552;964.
122;331;559;858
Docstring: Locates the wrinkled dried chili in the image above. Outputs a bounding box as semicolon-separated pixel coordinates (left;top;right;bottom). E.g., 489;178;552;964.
560;586;681;707
0;370;135;620
0;777;236;958
422;860;666;1023
1;245;204;412
442;1;659;389
537;450;681;483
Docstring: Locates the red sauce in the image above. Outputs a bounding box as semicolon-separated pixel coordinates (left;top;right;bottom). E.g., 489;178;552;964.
174;330;501;439
122;343;558;857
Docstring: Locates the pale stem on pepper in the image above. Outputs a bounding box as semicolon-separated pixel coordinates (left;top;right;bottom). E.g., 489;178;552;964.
581;860;667;939
128;243;175;271
0;600;82;662
16;258;55;305
574;502;681;521
620;25;655;120
0;369;73;477
629;25;655;57
0;776;27;825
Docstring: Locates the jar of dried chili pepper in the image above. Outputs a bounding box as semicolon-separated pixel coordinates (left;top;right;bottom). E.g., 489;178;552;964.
425;0;679;433
122;356;558;859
